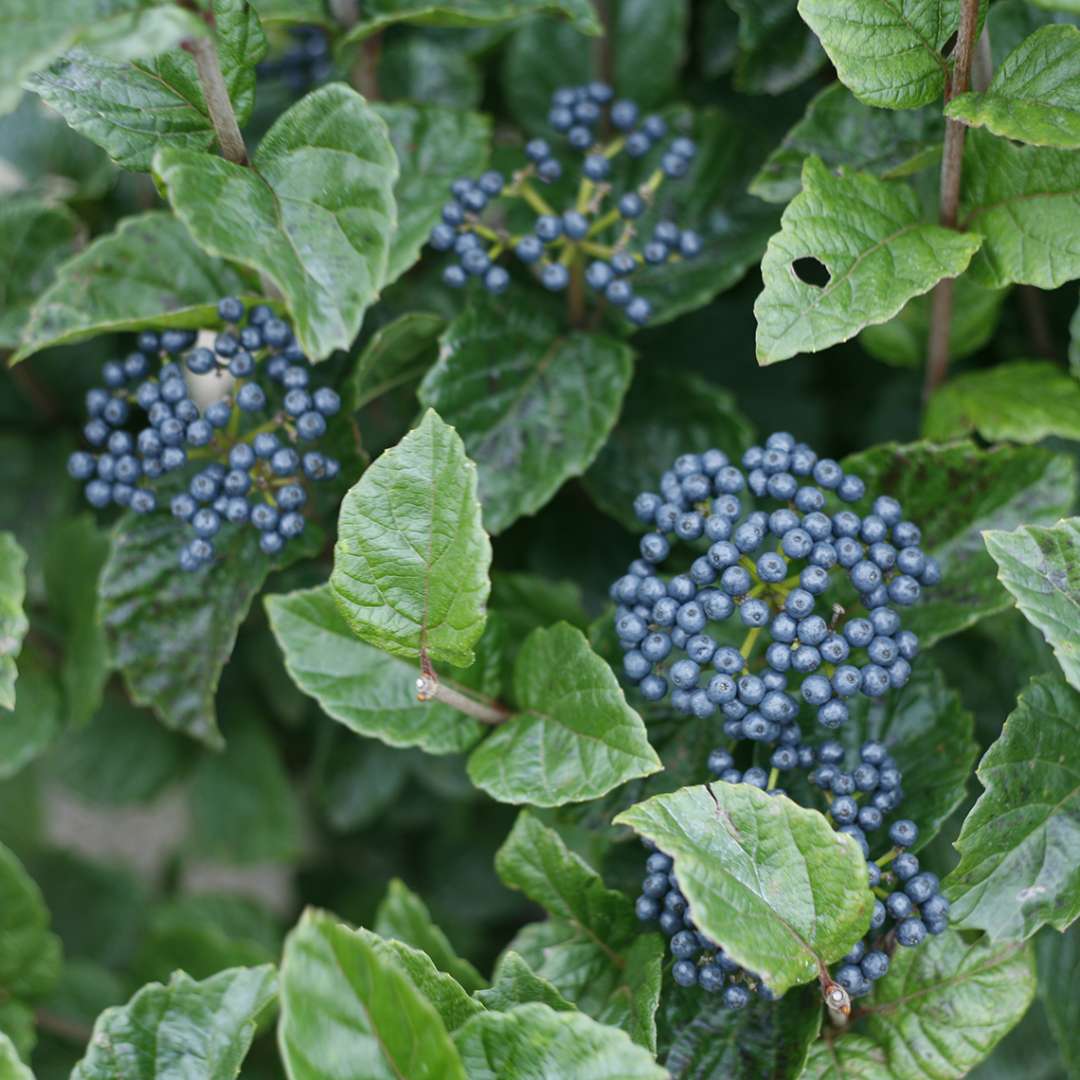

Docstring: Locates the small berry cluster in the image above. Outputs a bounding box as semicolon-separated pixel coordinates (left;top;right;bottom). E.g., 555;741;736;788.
256;26;332;95
67;300;342;572
616;434;945;1002
427;81;701;325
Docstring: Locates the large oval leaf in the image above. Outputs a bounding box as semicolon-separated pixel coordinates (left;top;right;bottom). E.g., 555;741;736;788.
614;784;873;995
0;533;28;711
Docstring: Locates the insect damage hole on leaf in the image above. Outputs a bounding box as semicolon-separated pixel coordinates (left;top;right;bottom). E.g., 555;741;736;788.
792;257;831;288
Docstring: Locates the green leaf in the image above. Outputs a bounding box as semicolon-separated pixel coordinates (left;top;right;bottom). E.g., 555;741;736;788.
380;33;483;111
0;0;205;115
948;675;1080;941
27;0;267;172
0;840;61;1014
583;369;755;531
750;82;943;204
610;0;688;108
374;103;490;287
340;0;601;45
71;965;277;1080
42;515;110;728
374;878;487;992
840;440;1078;646
495;812;663;1049
452;1003;667;1080
278;908;467;1080
188;708;304;864
754;157;981;364
614;784;873;995
51;701;191;805
99;513;289;749
249;0;331;26
0;1034;29;1079
864;932;1034;1078
266;584;485;754
860;276;1006;368
842;662;976;851
961;129;1080;289
799;1034;888;1078
331;409;491;667
0;197;79;348
947;25;1080;148
1036;925;1080;1076
468;623;661;807
659;983;821;1080
475;952;576;1013
728;0;826;95
313;734;410;831
154;83;398;361
985;518;1080;694
0;659;61;780
925;360;1080;443
0;1004;33;1068
11;212;251;364
419;294;634;534
797;0;959;109
0;533;28;711
348;312;446;411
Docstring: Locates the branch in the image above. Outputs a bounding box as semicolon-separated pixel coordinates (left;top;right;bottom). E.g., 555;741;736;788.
416;669;511;726
186;34;248;165
35;1008;93;1047
923;0;982;403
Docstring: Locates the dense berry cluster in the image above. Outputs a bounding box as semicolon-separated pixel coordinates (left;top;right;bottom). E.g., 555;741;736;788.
614;433;946;1003
427;81;701;325
256;26;332;95
67;300;342;572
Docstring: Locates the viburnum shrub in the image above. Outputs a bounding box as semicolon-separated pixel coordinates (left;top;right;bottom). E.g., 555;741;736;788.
2;1;1080;1077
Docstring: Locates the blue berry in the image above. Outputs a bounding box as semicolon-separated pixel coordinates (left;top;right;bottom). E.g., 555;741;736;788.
237;383;266;412
541;263;570;291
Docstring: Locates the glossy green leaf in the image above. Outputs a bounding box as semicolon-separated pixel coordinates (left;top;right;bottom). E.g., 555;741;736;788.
419;294;634;533
729;0;826;95
249;0;330;25
100;513;296;749
313;734;410;832
948;675;1080;940
266;584;485;754
985;518;1080;693
374;878;486;992
468;623;661;807
71;965;277;1079
1036;925;1080;1076
375;104;490;287
331;409;491;667
862;932;1034;1079
751;83;942;204
27;0;267;172
799;1035;891;1078
0;1032;29;1079
0;0;205;115
610;0;688;108
43;515;110;728
841;441;1078;646
0;659;61;780
0;197;78;348
962;129;1080;289
947;26;1080;148
0;533;28;711
453;1003;667;1080
797;0;960;109
841;662;976;851
584;369;754;531
615;784;873;994
475;952;575;1014
340;0;600;45
278;908;467;1080
926;361;1080;443
860;276;1006;367
659;983;821;1080
755;157;981;364
12;212;251;364
189;708;304;864
495;812;662;1049
348;312;445;411
154;83;398;361
380;33;483;110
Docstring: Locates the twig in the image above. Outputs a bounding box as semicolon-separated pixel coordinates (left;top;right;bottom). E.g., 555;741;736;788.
594;0;614;88
354;36;382;101
35;1008;93;1047
186;35;248;165
416;668;511;726
923;0;982;403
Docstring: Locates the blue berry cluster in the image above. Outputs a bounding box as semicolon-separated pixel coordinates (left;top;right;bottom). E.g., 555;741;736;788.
427;81;702;325
616;433;946;1002
67;300;342;572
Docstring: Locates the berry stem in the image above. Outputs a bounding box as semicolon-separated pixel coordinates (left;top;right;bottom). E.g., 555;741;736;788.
568;253;587;327
767;766;780;791
874;845;902;868
185;33;248;165
587;207;621;239
739;626;762;660
415;670;510;726
580;240;616;259
923;0;982;403
515;180;557;218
